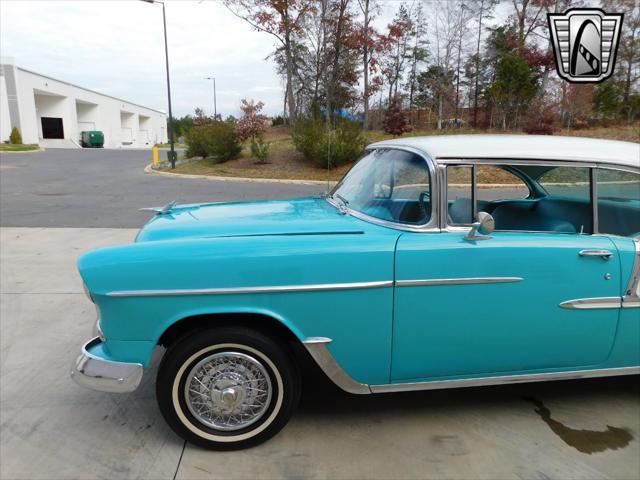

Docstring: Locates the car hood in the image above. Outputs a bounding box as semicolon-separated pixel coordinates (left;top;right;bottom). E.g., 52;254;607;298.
135;197;365;242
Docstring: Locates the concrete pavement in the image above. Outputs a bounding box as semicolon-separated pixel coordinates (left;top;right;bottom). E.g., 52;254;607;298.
1;227;639;480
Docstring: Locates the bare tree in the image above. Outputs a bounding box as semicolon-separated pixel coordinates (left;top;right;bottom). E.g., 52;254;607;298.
224;0;313;124
356;0;381;129
603;0;640;115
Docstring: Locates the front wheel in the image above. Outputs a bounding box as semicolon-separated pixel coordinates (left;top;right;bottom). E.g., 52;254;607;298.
156;327;300;450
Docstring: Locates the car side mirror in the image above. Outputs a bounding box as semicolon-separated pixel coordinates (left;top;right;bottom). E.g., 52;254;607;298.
464;212;494;241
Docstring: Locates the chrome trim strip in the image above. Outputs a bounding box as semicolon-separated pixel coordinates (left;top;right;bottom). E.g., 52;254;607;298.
70;336;143;393
327;145;441;233
623;239;640;308
559;297;622;309
107;280;393;298
591;168;598;234
302;337;371;394
370;367;640;393
396;277;523;287
301;338;639;395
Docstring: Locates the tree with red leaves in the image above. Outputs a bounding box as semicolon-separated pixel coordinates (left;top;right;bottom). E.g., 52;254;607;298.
224;0;314;124
235;99;270;142
382;95;412;136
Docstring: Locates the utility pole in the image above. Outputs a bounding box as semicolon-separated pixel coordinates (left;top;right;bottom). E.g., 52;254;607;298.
141;0;176;168
204;77;217;119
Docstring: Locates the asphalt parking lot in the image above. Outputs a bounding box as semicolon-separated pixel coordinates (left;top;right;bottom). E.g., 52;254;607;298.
0;149;323;227
1;149;639;479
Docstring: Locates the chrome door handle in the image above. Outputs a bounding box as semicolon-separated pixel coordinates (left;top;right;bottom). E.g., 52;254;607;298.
579;249;613;260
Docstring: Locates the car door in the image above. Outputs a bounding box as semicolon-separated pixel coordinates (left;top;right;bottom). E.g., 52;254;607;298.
391;162;621;382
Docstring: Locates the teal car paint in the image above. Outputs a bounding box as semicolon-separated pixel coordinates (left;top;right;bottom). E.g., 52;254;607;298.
79;197;400;384
71;135;639;448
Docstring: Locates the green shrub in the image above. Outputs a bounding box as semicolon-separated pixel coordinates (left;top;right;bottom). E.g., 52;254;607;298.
9;127;22;145
185;121;242;162
250;137;270;164
292;119;364;168
185;125;210;159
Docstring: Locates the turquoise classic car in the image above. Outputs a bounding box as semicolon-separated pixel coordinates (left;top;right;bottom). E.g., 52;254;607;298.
72;135;640;450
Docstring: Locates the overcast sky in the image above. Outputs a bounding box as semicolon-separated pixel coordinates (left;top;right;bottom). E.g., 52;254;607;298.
1;0;511;118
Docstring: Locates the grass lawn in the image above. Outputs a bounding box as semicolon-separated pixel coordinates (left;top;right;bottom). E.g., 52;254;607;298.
162;124;640;182
0;144;40;152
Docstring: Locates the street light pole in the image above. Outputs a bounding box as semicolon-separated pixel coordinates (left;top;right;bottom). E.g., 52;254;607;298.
204;76;217;119
142;0;176;168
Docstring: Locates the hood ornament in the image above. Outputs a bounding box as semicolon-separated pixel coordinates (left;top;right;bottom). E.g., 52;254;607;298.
139;200;178;215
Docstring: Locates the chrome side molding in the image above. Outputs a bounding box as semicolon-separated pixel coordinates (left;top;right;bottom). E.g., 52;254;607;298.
370;367;640;393
559;297;622;309
108;277;526;297
396;277;523;287
301;336;639;395
302;337;371;394
107;280;393;298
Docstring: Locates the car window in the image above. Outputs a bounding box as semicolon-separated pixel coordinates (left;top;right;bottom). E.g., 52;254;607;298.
476;165;530;201
538;167;591;199
447;163;594;234
447;165;473;225
597;169;640;237
332;149;431;225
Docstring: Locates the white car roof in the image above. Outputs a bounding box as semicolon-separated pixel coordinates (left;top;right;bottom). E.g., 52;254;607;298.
369;134;640;170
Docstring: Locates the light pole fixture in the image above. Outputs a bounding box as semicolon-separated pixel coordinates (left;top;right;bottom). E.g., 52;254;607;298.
204;77;217;120
141;0;176;168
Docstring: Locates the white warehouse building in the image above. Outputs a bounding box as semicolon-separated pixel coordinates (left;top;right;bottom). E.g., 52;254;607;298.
0;58;168;148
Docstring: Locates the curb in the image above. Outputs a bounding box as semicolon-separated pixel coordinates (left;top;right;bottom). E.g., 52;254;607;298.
0;147;45;154
144;164;337;186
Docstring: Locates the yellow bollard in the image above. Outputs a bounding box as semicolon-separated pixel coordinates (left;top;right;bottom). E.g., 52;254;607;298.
152;145;159;168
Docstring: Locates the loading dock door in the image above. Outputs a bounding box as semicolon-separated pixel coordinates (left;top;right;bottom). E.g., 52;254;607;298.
41;117;64;139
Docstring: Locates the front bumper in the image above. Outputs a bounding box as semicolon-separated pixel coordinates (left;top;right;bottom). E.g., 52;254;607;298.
70;337;144;393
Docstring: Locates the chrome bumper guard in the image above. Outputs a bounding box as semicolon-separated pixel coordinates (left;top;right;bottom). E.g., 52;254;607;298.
70;337;143;393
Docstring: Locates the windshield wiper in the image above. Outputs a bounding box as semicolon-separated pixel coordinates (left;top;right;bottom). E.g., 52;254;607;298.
330;193;350;215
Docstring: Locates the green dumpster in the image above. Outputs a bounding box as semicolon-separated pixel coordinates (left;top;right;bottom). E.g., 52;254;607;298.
80;131;104;148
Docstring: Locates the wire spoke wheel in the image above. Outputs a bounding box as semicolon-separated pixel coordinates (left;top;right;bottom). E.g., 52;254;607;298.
184;351;272;431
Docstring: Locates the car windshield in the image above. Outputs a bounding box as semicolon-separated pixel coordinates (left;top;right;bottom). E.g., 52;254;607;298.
330;148;431;225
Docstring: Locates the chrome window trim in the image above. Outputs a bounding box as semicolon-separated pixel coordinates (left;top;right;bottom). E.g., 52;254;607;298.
438;157;640;175
559;297;622;309
439;158;605;234
591;167;599;234
106;280;394;298
396;277;523;287
326;145;441;233
301;337;639;394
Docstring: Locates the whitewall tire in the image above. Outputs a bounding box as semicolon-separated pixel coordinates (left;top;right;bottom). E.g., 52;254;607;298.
156;327;300;450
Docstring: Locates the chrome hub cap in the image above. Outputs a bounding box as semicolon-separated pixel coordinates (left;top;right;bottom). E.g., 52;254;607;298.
184;351;272;431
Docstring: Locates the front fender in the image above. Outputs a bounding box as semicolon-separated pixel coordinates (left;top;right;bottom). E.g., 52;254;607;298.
79;232;398;385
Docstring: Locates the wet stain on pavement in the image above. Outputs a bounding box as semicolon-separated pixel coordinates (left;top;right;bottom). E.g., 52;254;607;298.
523;396;633;454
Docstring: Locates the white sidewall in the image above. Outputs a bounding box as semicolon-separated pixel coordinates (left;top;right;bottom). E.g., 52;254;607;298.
171;343;284;443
